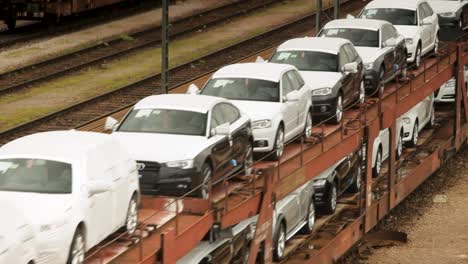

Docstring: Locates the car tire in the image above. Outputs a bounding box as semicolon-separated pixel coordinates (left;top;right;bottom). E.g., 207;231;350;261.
197;163;212;199
415;43;422;68
459;15;464;29
359;80;366;105
243;143;254;176
304;110;313;138
323;182;337;214
372;67;385;98
348;165;362;193
407;121;419;147
273;221;286;261
330;93;343;124
429;108;435;128
67;228;85;264
373;146;382;177
300;197;316;234
271;126;285;161
125;195;138;234
432;34;439;57
396;130;403;160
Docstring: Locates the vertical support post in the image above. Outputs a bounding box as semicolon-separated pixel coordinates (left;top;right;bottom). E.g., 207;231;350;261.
161;0;169;94
161;228;177;264
334;0;340;19
388;121;397;208
455;44;464;149
316;0;322;34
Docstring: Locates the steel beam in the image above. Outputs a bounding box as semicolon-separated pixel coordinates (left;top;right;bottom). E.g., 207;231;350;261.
161;0;169;94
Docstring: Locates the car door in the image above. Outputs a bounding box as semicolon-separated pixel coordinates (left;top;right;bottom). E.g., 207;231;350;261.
343;44;362;101
381;25;397;77
389;25;407;71
209;104;233;180
278;193;300;235
220;103;248;167
339;45;354;104
422;2;437;44
287;70;308;130
418;4;431;51
281;72;300;140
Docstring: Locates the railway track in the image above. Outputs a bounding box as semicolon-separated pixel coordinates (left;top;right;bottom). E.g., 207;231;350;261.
0;0;281;97
0;0;364;145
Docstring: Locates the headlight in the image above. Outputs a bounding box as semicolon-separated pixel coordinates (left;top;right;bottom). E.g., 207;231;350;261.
405;38;413;45
252;119;272;129
165;160;194;169
312;87;332;96
439;12;456;18
313;179;327;187
402;117;411;124
364;63;373;70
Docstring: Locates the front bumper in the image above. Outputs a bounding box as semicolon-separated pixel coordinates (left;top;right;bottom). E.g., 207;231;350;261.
138;161;198;196
252;126;276;152
435;78;455;102
311;95;337;119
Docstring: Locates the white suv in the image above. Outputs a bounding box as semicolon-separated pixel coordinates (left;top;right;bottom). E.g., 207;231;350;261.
359;0;439;67
196;62;313;160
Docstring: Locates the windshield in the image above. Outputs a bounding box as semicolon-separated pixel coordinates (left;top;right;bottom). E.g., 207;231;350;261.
118;109;207;136
202;78;280;102
270;51;338;72
360;8;417;26
320;28;380;47
0;159;72;194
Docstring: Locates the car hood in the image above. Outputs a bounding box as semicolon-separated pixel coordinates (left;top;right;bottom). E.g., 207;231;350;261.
394;26;418;40
112;132;208;163
429;1;460;14
231;100;282;121
0;191;71;226
355;47;381;64
299;71;342;89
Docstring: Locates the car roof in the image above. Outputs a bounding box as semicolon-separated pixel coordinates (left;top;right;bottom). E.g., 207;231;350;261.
211;62;296;82
365;0;423;10
0;131;118;161
134;93;227;113
323;18;390;31
276;37;351;54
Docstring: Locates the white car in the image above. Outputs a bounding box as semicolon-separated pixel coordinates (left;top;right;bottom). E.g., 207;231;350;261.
318;19;407;96
197;62;313;160
428;0;468;28
269;37;364;123
435;65;468;102
0;201;37;264
108;94;253;198
400;94;435;147
359;0;440;67
0;131;139;264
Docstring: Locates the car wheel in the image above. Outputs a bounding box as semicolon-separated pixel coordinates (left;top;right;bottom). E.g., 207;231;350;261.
359;80;366;104
273;221;286;261
459;16;464;29
243;143;254;176
271;126;285;161
300;197;316;234
67;229;85;264
323;182;337;214
432;34;439;56
429;108;435;128
396;130;403;160
373;146;382;177
125;195;138;234
330;94;343;124
348;165;362;193
304;110;313;138
415;43;422;68
198;163;212;199
407;121;419;147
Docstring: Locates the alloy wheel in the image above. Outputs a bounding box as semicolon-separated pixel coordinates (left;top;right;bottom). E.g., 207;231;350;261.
416;45;422;68
359;81;365;104
397;132;403;159
335;95;343;123
413;123;419;146
244;145;254;176
126;197;138;234
376;149;382;176
276;225;286;259
330;184;337;212
71;233;85;264
201;165;212;199
276;129;285;158
305;111;312;138
307;201;315;230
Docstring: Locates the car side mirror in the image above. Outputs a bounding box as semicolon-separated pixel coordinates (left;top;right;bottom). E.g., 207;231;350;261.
212;123;230;136
256;56;266;63
422;17;432;25
88;181;111;196
342;62;358;74
384;38;397;47
346;14;355;19
187;83;200;95
285;90;301;102
105;116;119;131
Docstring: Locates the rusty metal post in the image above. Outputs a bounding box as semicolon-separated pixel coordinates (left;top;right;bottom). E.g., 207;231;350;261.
455;44;464;149
388;121;397;208
334;0;340;19
161;228;177;264
161;0;169;94
316;0;322;34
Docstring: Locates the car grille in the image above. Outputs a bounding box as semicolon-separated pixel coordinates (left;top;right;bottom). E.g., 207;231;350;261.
136;161;161;188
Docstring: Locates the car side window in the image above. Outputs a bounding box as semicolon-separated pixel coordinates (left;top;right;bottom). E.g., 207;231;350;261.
210;104;226;131
339;46;350;68
422;3;433;16
286;70;302;91
292;70;305;88
388;25;399;39
220;103;241;124
282;73;295;95
418;5;426;21
343;44;356;62
381;25;392;44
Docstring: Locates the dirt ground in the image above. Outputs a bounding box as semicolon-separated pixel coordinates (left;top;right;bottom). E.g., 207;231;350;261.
355;145;468;264
0;0;239;73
